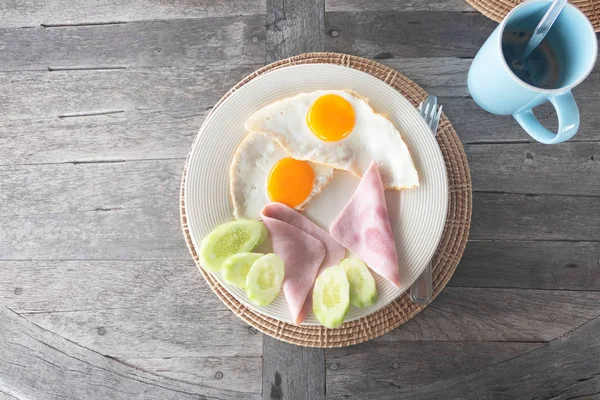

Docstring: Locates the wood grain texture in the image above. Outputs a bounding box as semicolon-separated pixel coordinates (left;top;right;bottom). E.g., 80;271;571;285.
452;241;600;290
123;356;262;393
0;306;260;400
326;0;475;11
0;260;262;385
0;109;203;166
471;192;600;241
263;337;325;400
0;1;265;28
379;288;600;342
0;65;260;120
326;316;600;400
467;142;600;196
266;0;326;63
326;11;497;58
0;17;264;70
325;341;542;397
444;95;600;143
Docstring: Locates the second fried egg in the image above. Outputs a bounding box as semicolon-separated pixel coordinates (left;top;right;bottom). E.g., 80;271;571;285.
230;133;334;219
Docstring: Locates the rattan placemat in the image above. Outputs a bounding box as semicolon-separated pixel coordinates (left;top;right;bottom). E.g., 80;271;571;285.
180;53;472;348
467;0;600;31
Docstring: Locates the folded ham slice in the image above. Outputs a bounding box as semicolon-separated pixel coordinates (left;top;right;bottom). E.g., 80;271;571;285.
262;202;346;323
329;161;400;287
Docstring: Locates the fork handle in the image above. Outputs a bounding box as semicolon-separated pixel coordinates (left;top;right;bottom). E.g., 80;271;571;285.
410;262;432;305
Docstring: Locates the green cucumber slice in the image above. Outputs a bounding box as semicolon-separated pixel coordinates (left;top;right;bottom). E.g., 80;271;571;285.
199;220;267;272
222;252;264;289
312;266;350;329
340;258;377;308
245;253;285;306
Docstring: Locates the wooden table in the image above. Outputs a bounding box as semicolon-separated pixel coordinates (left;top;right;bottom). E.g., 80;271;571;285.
1;1;599;399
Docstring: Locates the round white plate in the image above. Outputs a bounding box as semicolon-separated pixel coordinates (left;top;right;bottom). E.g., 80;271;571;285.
185;64;448;325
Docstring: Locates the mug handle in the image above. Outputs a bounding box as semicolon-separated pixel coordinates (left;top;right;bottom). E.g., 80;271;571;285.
513;91;579;144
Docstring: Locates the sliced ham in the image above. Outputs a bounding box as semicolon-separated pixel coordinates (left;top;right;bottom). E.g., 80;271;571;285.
329;161;400;287
261;208;326;324
262;203;345;269
262;202;346;323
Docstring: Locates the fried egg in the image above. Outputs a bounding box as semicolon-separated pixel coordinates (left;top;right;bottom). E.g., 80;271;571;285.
244;90;419;189
230;133;334;219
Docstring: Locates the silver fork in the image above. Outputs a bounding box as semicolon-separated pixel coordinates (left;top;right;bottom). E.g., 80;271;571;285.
410;95;443;306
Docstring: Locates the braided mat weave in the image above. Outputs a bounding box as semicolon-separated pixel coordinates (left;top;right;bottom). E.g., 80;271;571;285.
467;0;600;32
180;53;472;347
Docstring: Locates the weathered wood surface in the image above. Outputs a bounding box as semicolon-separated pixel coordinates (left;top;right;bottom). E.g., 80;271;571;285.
263;338;326;400
0;1;265;28
0;0;598;399
327;316;600;399
0;307;261;399
453;241;600;290
326;0;475;11
0;18;264;71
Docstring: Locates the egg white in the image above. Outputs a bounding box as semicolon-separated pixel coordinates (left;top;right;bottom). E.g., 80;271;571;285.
244;90;419;190
229;133;334;220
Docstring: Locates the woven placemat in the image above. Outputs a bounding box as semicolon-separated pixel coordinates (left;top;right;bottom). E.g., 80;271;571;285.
467;0;600;32
180;53;472;348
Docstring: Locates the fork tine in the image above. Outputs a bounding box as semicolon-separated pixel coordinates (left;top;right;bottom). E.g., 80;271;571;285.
432;105;443;135
428;103;437;131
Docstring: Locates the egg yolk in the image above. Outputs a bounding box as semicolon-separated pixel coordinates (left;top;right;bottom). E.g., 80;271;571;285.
267;157;315;208
307;94;355;141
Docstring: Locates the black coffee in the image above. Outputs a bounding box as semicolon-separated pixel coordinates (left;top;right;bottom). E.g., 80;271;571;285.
502;31;560;89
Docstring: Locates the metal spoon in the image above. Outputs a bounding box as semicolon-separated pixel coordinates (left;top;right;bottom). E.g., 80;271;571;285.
521;0;567;61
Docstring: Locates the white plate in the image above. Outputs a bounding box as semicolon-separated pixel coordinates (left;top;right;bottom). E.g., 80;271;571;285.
185;64;448;325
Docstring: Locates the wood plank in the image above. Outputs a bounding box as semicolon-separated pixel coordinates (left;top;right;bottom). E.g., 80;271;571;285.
0;307;260;400
0;109;203;166
329;315;600;399
0;17;264;70
471;192;600;241
122;356;262;393
0;65;260;120
443;95;600;143
0;260;262;358
0;1;265;28
451;241;600;290
0;206;188;260
326;0;475;11
381;57;471;97
325;11;497;59
263;338;326;400
0;159;182;217
468;142;600;196
266;0;326;64
325;341;542;397
379;288;600;342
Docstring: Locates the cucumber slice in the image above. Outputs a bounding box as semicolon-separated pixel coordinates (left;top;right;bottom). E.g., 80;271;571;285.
312;266;350;329
199;220;267;272
340;258;377;308
222;252;264;289
245;253;285;306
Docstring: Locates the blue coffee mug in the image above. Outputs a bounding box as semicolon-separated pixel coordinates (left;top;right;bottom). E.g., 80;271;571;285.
468;0;597;144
